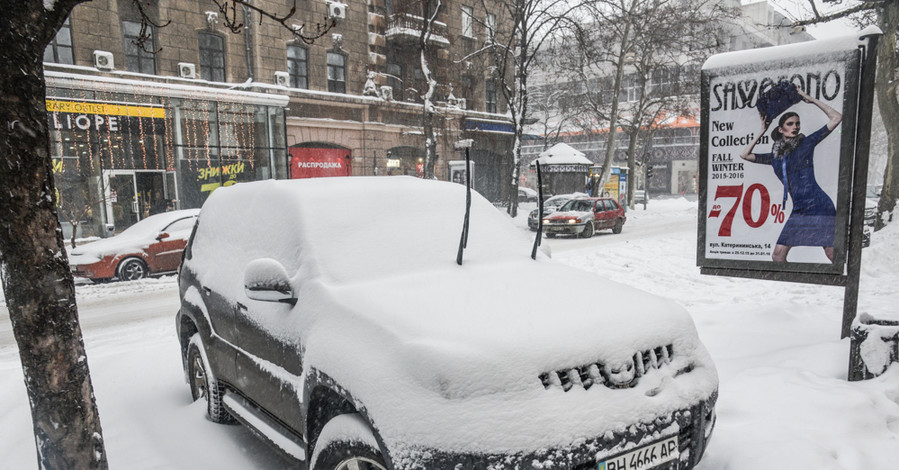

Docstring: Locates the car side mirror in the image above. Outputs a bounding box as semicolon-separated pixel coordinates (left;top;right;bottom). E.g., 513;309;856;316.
244;258;297;305
157;232;170;241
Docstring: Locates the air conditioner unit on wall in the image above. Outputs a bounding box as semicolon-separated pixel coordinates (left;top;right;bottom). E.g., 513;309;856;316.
178;63;197;79
327;2;347;20
274;71;290;87
93;50;114;71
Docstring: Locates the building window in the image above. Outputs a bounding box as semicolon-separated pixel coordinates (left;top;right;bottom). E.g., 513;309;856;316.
621;75;642;103
122;20;156;74
485;13;496;41
44;16;74;64
486;79;497;113
198;32;225;82
460;75;473;107
387;63;403;101
461;6;474;38
327;52;346;94
287;45;308;89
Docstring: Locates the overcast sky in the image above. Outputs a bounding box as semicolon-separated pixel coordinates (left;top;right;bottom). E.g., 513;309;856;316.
753;0;860;39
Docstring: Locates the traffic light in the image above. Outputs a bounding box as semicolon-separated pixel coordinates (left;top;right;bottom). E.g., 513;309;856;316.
647;166;653;179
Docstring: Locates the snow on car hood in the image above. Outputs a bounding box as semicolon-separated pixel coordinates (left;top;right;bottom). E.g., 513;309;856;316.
302;262;716;455
326;258;704;396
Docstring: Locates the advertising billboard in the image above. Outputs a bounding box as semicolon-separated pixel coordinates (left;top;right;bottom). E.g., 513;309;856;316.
698;43;861;275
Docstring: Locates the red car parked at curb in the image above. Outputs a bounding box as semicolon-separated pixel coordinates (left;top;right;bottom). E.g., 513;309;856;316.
68;209;199;282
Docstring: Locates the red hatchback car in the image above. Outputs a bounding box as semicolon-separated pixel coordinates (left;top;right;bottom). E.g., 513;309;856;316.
68;209;200;282
542;197;626;238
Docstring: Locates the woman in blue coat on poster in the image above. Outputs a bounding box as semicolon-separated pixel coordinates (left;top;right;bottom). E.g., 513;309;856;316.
740;85;842;263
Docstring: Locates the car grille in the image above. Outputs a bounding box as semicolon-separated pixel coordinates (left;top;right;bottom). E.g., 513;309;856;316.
539;345;674;391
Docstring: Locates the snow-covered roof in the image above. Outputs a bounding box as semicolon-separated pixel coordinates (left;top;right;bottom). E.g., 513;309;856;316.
532;143;593;166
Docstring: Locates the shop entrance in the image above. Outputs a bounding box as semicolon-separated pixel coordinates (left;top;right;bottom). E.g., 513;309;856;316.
104;170;176;233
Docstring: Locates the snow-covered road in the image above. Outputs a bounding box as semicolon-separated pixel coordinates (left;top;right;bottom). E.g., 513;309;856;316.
2;197;898;469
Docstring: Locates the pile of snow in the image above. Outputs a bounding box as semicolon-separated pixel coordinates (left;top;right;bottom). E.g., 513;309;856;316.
0;195;897;469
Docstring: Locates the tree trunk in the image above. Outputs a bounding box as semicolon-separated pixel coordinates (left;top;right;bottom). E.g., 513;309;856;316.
0;2;108;469
420;0;439;179
505;1;528;219
875;0;898;229
625;127;640;208
598;18;632;188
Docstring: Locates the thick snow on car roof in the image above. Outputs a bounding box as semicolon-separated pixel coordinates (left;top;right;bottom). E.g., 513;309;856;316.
196;177;543;284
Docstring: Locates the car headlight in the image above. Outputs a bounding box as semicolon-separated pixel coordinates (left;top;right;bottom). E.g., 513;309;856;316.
542;219;550;224
568;219;578;224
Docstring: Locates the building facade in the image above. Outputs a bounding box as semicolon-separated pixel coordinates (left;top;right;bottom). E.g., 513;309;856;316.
46;0;514;238
521;0;815;198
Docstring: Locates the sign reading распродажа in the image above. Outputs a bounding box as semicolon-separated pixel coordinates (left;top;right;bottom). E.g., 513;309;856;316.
698;42;861;275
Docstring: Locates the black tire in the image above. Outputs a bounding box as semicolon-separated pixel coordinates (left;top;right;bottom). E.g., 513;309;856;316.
187;334;235;424
117;257;147;281
312;414;386;470
612;220;623;234
580;222;594;239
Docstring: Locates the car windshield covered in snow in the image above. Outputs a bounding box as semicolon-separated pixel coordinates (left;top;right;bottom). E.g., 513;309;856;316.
176;177;717;470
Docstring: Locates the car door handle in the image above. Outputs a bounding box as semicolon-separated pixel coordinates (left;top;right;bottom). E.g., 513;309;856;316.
202;286;212;296
237;302;247;312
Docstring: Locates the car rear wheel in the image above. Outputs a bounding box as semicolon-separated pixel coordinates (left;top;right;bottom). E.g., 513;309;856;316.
580;222;594;238
118;257;147;281
612;220;623;234
311;413;386;470
187;334;234;424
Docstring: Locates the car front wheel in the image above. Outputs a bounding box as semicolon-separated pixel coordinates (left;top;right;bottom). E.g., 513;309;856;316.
187;334;234;424
311;413;387;470
118;257;147;281
580;222;594;238
612;220;624;234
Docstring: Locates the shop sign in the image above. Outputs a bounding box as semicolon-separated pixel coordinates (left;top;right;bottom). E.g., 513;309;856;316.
290;148;351;178
46;99;166;134
543;164;587;173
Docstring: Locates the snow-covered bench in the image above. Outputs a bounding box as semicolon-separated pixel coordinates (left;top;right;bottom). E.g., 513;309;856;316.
849;312;899;381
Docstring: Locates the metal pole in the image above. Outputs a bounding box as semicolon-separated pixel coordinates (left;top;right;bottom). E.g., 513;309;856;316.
456;146;472;265
841;32;881;339
531;161;544;260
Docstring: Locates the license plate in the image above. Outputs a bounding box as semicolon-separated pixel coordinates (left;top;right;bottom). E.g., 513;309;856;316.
598;435;678;470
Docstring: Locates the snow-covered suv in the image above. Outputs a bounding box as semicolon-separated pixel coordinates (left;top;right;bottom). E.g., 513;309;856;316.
176;177;717;470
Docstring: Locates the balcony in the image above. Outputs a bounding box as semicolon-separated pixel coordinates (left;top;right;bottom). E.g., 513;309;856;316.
385;13;449;47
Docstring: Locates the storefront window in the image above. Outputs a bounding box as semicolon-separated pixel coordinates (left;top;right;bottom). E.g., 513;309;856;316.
46;88;287;235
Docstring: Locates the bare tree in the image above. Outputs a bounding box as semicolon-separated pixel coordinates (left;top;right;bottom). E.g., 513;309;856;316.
792;0;898;230
530;82;580;151
420;0;442;179
477;0;581;217
0;1;331;468
561;0;734;197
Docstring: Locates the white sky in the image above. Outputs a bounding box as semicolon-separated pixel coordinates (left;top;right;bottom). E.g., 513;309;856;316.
754;0;862;39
